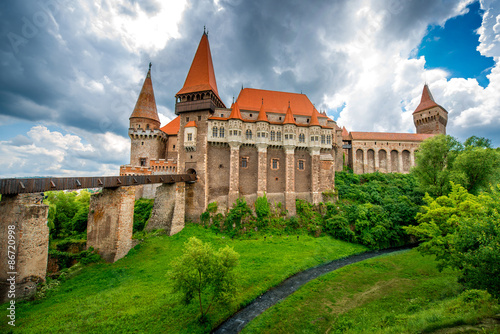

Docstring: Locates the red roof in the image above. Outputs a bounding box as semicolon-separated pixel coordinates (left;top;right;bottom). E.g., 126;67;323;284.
177;33;221;100
309;108;321;126
130;68;160;123
229;102;243;120
342;126;350;140
413;84;447;114
350;132;435;142
185;120;197;128
160;116;180;135
236;88;327;118
257;101;269;122
283;104;296;124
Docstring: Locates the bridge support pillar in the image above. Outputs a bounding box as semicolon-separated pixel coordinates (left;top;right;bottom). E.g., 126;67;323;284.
147;182;186;235
87;186;135;263
0;193;49;303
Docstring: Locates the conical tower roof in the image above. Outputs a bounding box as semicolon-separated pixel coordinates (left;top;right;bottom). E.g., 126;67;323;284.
309;108;321;126
413;84;445;114
130;64;160;123
177;32;221;99
257;100;269;122
283;103;296;124
229;101;243;120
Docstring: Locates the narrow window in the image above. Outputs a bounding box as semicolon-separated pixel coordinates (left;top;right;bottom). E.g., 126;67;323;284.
146;124;150;130
246;129;252;139
271;158;279;170
241;157;248;168
321;135;325;144
140;158;147;166
186;116;190;122
270;131;276;141
187;133;193;141
229;130;233;136
212;126;218;138
298;160;305;170
285;134;288;140
277;131;282;141
198;116;201;121
220;128;225;138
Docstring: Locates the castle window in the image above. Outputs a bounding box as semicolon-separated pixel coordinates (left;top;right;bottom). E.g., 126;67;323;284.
249;114;253;117
285;134;288;140
327;135;331;144
299;134;305;143
298;160;305;170
141;142;144;146
257;132;261;138
279;117;282;121
307;119;309;123
186;116;190;122
321;135;326;144
140;158;147;167
220;128;225;137
213;126;218;138
198;116;201;121
277;131;282;141
241;157;248;168
173;145;176;149
271;158;279;170
246;129;252;139
146;124;150;130
270;131;276;141
315;136;319;142
187;133;193;141
310;136;315;142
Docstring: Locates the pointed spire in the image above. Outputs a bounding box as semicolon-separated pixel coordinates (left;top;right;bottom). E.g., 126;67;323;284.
257;99;269;122
283;103;296;124
177;33;221;99
309;108;320;127
229;101;243;120
130;65;160;124
413;84;441;114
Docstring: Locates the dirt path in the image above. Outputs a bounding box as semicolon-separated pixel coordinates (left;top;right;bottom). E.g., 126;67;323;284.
212;245;414;334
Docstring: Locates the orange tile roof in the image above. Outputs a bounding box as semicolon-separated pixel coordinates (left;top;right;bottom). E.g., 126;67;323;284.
342;126;350;140
350;132;435;141
236;88;327;118
229;101;243;120
413;84;447;114
185;120;197;128
130;68;160;123
309;108;321;126
283;104;296;124
160;116;180;135
257;100;269;122
176;33;221;101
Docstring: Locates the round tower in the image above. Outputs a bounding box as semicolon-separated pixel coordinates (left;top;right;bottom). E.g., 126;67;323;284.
413;84;448;135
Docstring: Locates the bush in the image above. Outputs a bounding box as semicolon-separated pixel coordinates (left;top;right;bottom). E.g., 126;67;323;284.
134;198;154;232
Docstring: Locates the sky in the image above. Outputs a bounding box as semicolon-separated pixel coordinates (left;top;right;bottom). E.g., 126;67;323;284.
0;0;499;177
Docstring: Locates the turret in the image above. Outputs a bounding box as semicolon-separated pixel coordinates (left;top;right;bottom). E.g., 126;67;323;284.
413;84;448;134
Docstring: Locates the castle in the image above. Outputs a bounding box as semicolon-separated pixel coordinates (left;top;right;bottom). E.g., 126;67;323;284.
120;31;447;219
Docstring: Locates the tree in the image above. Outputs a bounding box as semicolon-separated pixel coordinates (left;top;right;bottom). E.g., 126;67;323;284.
464;135;492;149
404;183;500;298
170;237;239;322
412;135;463;197
452;146;500;194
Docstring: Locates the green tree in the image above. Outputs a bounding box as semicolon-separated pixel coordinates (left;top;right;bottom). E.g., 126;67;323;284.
464;135;492;149
170;237;239;322
412;134;463;197
452;146;500;194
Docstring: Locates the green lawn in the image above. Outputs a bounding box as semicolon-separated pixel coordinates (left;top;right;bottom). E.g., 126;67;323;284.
242;249;500;334
1;224;366;333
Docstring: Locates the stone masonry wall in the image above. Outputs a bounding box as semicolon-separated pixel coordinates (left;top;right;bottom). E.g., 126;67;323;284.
0;193;49;303
146;183;175;231
87;187;135;263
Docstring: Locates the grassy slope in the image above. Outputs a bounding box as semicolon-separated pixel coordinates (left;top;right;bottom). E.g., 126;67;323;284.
2;224;366;334
242;249;500;334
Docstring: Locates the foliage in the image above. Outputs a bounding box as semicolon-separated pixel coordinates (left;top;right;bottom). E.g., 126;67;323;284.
405;183;500;298
170;237;239;322
254;193;270;229
49;247;102;271
412;134;463;197
133;198;154;232
241;249;500;334
464;135;492;149
45;190;91;239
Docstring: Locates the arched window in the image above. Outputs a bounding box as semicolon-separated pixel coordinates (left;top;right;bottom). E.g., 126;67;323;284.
277;131;282;141
270;130;276;141
246;129;252;139
212;126;218;138
220;127;225;138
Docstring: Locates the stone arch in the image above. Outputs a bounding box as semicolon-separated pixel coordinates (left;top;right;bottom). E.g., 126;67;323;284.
390;150;399;173
402;150;411;173
367;149;375;173
378;149;387;173
355;149;364;174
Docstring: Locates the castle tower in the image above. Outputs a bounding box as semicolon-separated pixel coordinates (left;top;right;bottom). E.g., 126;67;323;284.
413;84;448;134
174;31;226;220
128;64;166;168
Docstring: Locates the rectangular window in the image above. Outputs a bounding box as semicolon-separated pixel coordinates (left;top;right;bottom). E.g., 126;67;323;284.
140;158;147;166
241;157;248;168
186;117;189;122
285;134;288;140
321;135;325;144
187;133;193;141
198;116;201;121
298;159;305;170
271;158;279;170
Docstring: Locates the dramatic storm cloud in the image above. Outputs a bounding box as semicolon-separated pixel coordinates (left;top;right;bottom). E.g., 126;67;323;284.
0;0;498;177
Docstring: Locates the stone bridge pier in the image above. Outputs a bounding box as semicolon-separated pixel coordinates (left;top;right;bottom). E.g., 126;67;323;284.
0;193;49;303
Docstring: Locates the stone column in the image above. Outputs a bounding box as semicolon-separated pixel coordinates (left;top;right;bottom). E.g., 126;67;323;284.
410;150;415;168
310;148;321;204
228;143;240;208
284;146;296;216
374;149;379;171
257;145;268;197
170;182;186;236
398;150;403;173
363;149;368;174
146;183;176;232
0;193;49;303
87;186;135;263
387;151;392;173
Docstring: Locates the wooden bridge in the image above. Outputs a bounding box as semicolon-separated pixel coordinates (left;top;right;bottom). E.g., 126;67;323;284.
0;173;196;303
